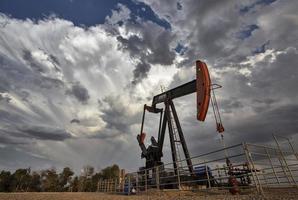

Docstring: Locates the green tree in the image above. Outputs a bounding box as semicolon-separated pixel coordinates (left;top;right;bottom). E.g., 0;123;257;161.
12;168;31;192
41;168;59;192
101;164;119;179
29;171;41;192
70;176;79;192
91;172;102;192
78;175;87;192
59;167;74;191
0;170;12;192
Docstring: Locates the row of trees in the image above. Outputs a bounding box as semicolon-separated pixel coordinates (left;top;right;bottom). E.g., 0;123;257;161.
0;164;120;192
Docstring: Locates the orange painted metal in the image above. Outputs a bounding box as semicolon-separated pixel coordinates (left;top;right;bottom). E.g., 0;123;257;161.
196;60;211;121
217;123;225;133
140;132;146;144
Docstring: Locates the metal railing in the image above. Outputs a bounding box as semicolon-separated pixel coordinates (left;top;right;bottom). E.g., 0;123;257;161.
97;137;298;197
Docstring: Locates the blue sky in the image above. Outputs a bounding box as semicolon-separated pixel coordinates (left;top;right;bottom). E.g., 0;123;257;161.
1;0;298;173
0;0;170;28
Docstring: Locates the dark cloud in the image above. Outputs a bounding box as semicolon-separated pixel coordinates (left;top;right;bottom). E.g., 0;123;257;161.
70;118;80;124
0;110;27;124
48;54;60;69
240;0;277;13
66;83;90;104
220;98;243;114
228;104;298;144
0;134;28;145
177;2;182;10
0;123;72;145
131;61;151;84
19;125;72;141
250;47;298;98
116;20;176;84
35;77;64;89
23;50;44;73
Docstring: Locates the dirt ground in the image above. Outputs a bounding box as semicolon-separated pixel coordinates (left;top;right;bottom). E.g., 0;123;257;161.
0;189;297;200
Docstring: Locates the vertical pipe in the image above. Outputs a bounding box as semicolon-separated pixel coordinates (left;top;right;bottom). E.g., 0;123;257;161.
177;163;181;190
265;147;280;184
248;146;264;194
242;143;261;194
275;148;291;184
156;166;160;190
128;176;131;195
205;163;211;189
262;170;268;187
217;165;222;185
145;169;147;192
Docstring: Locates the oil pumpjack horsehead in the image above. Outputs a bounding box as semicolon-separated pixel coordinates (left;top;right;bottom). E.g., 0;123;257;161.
137;60;224;177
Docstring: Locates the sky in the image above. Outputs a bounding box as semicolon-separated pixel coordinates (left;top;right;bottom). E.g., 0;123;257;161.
0;0;298;174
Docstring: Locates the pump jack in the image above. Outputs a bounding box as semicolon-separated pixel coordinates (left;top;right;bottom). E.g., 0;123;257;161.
137;60;224;177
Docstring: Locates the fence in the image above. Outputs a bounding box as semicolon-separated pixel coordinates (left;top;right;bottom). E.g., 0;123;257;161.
97;136;298;196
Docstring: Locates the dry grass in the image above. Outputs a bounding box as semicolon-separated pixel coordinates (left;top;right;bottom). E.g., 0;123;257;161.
0;189;297;200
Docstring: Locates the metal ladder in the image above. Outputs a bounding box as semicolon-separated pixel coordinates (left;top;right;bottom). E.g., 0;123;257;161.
169;110;183;174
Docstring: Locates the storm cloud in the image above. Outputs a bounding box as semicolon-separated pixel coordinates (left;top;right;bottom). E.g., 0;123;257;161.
19;125;72;141
66;83;90;104
109;5;176;84
0;0;298;173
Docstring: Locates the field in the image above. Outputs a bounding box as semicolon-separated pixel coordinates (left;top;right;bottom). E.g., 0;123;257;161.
0;192;252;200
1;189;298;200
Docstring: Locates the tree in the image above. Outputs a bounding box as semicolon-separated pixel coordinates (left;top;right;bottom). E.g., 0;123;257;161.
101;164;120;179
59;167;74;191
29;172;41;192
0;170;12;192
91;172;102;192
12;168;31;192
78;175;87;192
41;168;59;192
82;165;94;178
70;176;79;192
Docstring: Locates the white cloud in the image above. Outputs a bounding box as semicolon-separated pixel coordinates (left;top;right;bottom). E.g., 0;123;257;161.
0;7;180;172
1;0;298;173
